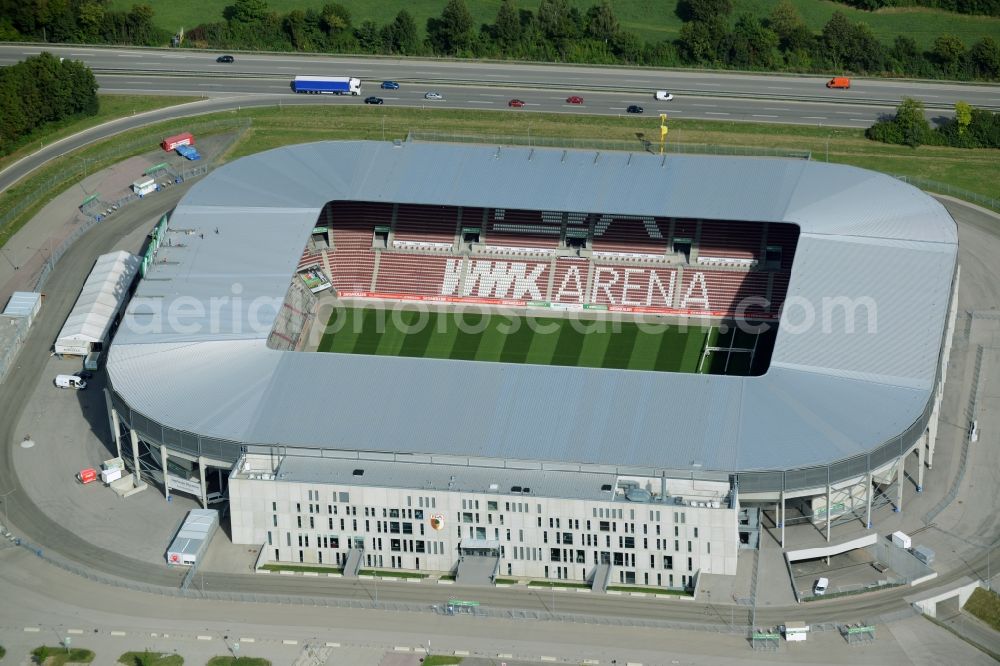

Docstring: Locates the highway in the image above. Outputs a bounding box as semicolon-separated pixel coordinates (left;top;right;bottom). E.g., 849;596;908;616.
3;44;1000;131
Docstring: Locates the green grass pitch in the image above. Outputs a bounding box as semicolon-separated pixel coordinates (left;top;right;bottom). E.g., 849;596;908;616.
317;306;775;375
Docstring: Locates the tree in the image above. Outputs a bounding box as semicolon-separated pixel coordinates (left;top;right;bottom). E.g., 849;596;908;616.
537;0;576;41
767;0;812;53
76;1;106;40
494;0;522;48
585;1;619;43
320;4;351;35
967;36;1000;79
725;13;778;69
932;33;966;76
889;35;922;75
680;0;733;23
895;97;931;147
955;100;973;135
354;20;383;52
427;0;474;54
820;11;854;69
229;0;270;25
382;10;419;55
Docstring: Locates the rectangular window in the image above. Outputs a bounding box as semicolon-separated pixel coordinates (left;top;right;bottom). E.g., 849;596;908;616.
562;532;573;545
402;523;413;535
309;516;314;529
391;539;401;552
488;501;498;511
550;548;561;562
694;527;699;538
389;509;400;518
390;522;401;533
462;512;473;523
339;492;349;503
272;501;277;511
267;531;272;545
296;516;302;528
414;509;424;520
272;515;278;527
687;541;692;553
599;521;610;532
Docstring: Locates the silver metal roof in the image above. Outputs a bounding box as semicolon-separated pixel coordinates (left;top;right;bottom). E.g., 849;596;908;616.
108;141;957;474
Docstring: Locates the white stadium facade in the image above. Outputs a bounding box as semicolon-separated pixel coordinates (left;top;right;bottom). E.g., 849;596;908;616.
105;139;958;588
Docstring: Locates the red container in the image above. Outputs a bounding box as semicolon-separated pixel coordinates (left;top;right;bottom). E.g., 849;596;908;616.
161;132;195;152
79;468;97;484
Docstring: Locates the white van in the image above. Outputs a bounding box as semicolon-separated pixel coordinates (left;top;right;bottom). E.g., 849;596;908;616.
813;577;829;595
655;90;674;101
55;374;87;390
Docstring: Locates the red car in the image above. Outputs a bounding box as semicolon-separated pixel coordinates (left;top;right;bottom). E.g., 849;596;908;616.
566;95;584;104
508;99;525;108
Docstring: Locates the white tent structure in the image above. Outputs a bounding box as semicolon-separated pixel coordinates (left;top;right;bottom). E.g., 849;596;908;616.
55;251;140;356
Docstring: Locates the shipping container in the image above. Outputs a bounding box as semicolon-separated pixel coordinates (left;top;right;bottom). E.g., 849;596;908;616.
166;509;219;566
161;132;195;152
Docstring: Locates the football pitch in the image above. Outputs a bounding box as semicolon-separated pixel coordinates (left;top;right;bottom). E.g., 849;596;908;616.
317;306;774;375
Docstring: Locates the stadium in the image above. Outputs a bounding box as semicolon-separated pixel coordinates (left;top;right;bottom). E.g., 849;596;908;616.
105;139;958;588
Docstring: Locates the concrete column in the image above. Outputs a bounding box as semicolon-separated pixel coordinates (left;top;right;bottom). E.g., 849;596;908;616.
895;460;903;513
129;429;141;484
779;491;785;549
826;483;832;543
111;409;122;459
865;472;873;529
927;403;939;468
917;434;926;492
198;456;208;509
161;445;170;502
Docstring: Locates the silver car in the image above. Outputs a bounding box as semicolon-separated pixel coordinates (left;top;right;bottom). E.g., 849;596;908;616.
424;92;443;100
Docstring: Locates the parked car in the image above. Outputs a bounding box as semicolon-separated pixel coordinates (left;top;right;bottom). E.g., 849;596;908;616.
364;96;384;105
508;99;525;108
566;95;584;104
627;105;644;114
654;90;674;101
216;55;235;63
381;81;400;90
424;91;443;100
813;577;829;595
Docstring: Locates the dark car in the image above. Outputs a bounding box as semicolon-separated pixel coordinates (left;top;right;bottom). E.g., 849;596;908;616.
566;95;584;104
216;55;235;63
380;81;400;90
508;99;525;108
364;96;384;105
627;104;644;114
77;370;94;380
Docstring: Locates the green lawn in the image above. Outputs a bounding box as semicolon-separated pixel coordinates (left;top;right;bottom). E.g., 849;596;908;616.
528;580;591;588
117;652;184;666
114;0;1000;49
965;587;1000;632
358;568;428;578
260;563;342;574
422;657;463;666
0;94;202;173
317;306;752;374
30;646;95;665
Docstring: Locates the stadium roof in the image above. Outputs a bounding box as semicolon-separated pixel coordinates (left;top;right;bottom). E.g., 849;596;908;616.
108;141;957;474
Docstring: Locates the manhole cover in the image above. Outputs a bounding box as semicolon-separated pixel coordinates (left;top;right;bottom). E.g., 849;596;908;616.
20;439;35;449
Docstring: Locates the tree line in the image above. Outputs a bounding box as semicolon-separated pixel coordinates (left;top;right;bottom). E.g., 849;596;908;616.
868;98;1000;148
839;0;1000;16
0;0;998;82
0;52;99;157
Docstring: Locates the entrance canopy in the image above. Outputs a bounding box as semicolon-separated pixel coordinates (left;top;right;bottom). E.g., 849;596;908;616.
55;251;140;355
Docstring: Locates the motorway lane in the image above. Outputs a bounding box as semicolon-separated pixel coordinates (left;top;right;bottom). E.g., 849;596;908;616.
3;44;999;111
94;74;898;129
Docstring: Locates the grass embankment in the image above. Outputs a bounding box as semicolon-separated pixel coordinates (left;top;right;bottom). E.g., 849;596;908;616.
205;658;270;666
965;587;1000;632
114;0;1000;48
0;94;201;173
117;652;183;666
422;657;463;666
30;646;95;665
608;585;691;596
260;563;342;574
359;568;428;579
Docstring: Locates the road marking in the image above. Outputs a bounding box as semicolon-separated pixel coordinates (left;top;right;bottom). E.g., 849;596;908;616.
454;650;470;656
498;654;513;659
24;627;40;632
752;115;779;118
197;635;212;641
541;657;557;662
67;629;84;635
325;642;341;648
393;646;411;652
239;638;255;643
691;103;718;108
583;661;601;665
802;116;828;120
110;631;127;636
705;111;730;115
283;639;298;646
765;86;797;91
850;118;869;123
466;100;494;104
762;107;790;111
302;571;318;576
481;94;508;97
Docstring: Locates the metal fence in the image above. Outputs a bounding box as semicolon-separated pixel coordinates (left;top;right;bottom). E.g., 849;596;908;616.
406;131;813;159
893;175;1000;213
